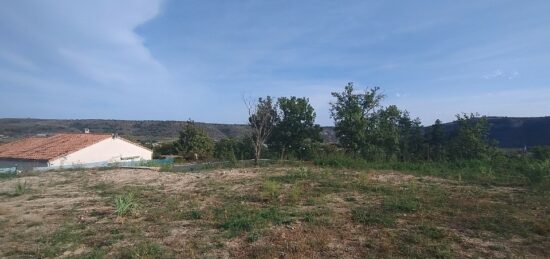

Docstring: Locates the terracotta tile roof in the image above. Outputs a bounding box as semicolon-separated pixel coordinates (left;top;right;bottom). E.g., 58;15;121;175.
0;133;112;161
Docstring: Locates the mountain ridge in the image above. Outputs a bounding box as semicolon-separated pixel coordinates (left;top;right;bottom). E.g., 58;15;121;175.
0;117;549;148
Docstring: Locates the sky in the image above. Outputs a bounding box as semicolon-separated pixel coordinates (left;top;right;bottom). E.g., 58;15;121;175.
0;0;549;126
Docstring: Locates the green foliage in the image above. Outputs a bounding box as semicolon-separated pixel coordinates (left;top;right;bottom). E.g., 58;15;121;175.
115;193;138;217
428;119;446;161
152;142;178;159
447;113;496;160
330;83;426;161
175;120;214;160
269;96;322;160
330;82;383;155
531;146;550;160
234;136;255;160
214;137;237;163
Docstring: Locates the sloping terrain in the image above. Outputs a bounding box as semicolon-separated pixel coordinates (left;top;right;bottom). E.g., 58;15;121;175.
1;117;549;147
0;167;548;258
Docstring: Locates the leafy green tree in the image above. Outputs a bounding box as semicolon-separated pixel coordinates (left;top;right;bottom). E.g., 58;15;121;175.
269;96;322;160
152;142;178;159
214;137;237;163
375;105;402;160
330;82;383;156
234;136;255;160
406;117;426;161
448;113;495;160
175;120;214;160
428;119;446;161
247;96;279;164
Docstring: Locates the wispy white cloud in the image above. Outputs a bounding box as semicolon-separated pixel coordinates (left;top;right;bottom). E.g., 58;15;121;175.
0;0;168;88
483;69;519;80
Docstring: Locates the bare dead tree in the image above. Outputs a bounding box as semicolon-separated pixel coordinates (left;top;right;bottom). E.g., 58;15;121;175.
244;96;278;165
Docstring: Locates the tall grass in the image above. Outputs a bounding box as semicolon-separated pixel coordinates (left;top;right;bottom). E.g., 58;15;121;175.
114;193;138;217
314;153;550;188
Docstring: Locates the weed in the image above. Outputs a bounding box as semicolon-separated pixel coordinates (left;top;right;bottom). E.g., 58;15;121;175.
246;231;261;242
14;181;28;195
213;204;293;237
114;193;138;217
383;195;420;213
261;180;281;202
351;207;395;226
185;209;203;220
419;225;446;240
119;241;164;258
287;184;302;204
39;223;90;257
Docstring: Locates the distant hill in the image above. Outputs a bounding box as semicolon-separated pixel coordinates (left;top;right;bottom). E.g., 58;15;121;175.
0;118;251;144
443;116;550;148
0;117;549;148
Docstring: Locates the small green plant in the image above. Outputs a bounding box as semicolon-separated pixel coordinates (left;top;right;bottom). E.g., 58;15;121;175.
213;204;292;237
120;241;164;258
261;180;281;202
351;207;395;226
14;181;28;195
288;184;302;204
383;195;420;213
185;209;203;220
419;225;446;240
114;193;138;217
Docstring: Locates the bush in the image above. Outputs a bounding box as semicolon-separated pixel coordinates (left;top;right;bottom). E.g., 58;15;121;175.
531;146;550;160
214;138;237;163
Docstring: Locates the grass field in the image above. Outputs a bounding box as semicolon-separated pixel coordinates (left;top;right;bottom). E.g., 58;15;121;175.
0;166;548;258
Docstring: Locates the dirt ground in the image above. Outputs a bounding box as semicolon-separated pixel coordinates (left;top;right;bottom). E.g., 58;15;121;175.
0;167;548;258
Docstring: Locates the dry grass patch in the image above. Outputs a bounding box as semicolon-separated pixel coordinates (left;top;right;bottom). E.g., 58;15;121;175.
0;167;547;258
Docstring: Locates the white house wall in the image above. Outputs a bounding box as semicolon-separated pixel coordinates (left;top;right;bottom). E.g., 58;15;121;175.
49;137;152;167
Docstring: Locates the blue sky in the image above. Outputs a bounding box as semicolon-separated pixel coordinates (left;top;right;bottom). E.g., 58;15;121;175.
1;0;549;126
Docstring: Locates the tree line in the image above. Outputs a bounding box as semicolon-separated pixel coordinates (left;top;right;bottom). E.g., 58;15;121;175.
154;82;523;164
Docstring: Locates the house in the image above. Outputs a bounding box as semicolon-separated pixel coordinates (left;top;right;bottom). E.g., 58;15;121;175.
0;133;152;170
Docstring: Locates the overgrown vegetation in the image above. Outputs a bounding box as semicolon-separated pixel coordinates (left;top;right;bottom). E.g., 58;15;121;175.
153;83;549;190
